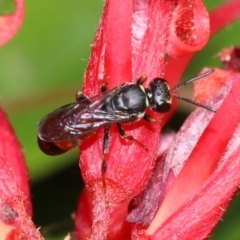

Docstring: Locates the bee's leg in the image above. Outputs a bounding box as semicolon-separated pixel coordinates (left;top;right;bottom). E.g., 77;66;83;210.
100;80;109;173
101;82;108;93
100;83;109;195
136;75;148;85
143;113;156;122
102;124;110;174
75;91;91;103
143;113;156;132
101;124;110;196
117;123;148;151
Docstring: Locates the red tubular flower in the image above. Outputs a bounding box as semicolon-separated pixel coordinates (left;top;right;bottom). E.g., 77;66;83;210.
74;0;240;239
165;0;240;84
80;0;210;195
0;1;44;239
0;137;43;239
143;69;240;238
75;0;215;239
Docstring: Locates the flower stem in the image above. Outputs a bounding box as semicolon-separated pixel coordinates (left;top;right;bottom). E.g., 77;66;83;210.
89;186;112;240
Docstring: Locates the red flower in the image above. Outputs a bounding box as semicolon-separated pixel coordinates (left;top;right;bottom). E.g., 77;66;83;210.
0;1;43;239
138;68;240;239
1;0;240;239
75;0;240;239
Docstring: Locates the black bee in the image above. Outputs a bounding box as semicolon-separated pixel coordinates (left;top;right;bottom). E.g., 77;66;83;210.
37;70;215;159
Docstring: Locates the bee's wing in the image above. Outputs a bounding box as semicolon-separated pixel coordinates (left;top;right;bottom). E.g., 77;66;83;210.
37;85;131;142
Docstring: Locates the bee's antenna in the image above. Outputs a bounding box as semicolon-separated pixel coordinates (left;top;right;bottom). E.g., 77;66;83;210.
171;69;216;112
171;70;214;91
172;94;216;112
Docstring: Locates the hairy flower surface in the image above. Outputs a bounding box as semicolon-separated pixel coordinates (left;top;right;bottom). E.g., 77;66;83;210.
1;0;240;239
0;1;44;239
74;0;240;240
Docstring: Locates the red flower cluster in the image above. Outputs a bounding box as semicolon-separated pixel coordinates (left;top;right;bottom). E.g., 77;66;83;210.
75;0;240;239
1;0;240;239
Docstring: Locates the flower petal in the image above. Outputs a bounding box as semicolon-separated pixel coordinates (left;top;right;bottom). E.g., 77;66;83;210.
167;0;210;57
147;72;240;234
0;0;24;47
150;145;240;239
80;0;174;206
0;156;43;239
164;0;240;87
0;108;31;215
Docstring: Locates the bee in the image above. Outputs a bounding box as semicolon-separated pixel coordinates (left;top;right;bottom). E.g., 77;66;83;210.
37;70;215;161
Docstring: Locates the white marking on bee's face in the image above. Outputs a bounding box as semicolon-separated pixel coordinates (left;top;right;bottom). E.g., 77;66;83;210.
165;82;170;90
166;97;172;104
164;82;172;104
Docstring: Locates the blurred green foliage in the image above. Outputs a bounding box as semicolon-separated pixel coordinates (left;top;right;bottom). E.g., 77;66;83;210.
0;0;239;239
0;0;102;181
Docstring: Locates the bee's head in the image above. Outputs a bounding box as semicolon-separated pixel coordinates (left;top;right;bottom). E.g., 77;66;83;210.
146;70;216;114
147;78;172;113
